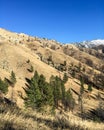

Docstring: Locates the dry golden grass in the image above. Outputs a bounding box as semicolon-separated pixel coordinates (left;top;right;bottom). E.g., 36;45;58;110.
0;28;104;130
0;112;36;130
0;109;104;130
0;28;103;110
0;110;51;130
55;111;104;130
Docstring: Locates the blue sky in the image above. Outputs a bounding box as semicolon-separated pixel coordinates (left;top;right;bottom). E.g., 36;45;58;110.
0;0;104;43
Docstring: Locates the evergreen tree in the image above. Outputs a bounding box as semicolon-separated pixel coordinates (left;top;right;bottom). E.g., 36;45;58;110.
63;73;68;83
87;84;92;92
43;82;54;106
33;71;39;83
50;75;56;107
0;78;8;94
50;75;55;87
80;77;84;95
50;75;70;109
64;61;66;66
38;74;46;91
64;89;75;111
10;71;16;87
79;77;84;119
24;77;42;109
78;62;81;72
97;92;104;121
53;76;61;108
71;70;75;78
10;71;16;102
25;71;54;110
61;81;66;106
38;74;53;106
50;76;61;108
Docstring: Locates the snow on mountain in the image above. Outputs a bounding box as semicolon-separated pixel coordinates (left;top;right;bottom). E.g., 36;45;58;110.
75;39;104;48
90;39;104;45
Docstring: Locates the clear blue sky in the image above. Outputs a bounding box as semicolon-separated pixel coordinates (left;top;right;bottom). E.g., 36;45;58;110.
0;0;104;43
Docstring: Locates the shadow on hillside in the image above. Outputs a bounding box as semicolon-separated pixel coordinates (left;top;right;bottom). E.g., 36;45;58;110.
2;122;15;130
77;108;104;122
74;80;80;86
71;88;79;95
89;108;104;122
24;113;85;130
0;97;18;114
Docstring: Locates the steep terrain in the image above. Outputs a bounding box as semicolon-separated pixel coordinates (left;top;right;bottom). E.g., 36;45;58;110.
0;28;104;129
0;28;104;104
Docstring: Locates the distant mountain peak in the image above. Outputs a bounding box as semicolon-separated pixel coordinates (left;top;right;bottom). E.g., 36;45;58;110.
90;39;104;45
75;39;104;48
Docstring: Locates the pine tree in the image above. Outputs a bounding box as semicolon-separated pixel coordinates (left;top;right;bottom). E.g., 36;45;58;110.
50;76;61;108
43;82;54;106
61;81;66;106
38;74;53;105
71;70;75;78
50;75;69;109
63;73;68;83
33;71;39;82
10;71;16;87
79;77;84;119
50;75;56;108
78;62;81;72
24;77;42;109
64;89;75;111
25;72;54;110
0;78;8;94
53;76;60;108
64;61;66;66
50;75;55;87
10;71;16;102
87;84;92;92
97;92;104;121
38;74;46;91
80;77;84;95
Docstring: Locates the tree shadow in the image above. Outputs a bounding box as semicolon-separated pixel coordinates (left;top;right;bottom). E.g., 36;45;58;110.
71;88;79;95
25;77;31;85
74;80;80;86
77;108;104;122
2;122;15;130
5;78;12;86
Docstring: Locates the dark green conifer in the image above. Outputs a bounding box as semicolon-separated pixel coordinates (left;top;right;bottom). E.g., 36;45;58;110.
63;73;68;83
10;71;16;87
65;89;75;111
24;77;42;109
88;84;92;92
79;77;84;119
0;78;8;94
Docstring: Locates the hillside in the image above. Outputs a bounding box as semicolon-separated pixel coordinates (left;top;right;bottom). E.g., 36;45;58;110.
0;28;104;130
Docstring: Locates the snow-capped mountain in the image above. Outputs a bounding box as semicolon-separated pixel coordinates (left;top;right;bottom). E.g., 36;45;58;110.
76;39;104;48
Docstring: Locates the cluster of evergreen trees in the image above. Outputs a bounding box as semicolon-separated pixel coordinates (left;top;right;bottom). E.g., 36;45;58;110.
24;71;75;111
24;71;53;109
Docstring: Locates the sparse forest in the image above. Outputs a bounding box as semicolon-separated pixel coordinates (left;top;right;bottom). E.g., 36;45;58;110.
0;28;104;130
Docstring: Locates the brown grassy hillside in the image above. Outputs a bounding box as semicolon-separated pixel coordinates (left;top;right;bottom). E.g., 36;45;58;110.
0;28;104;129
